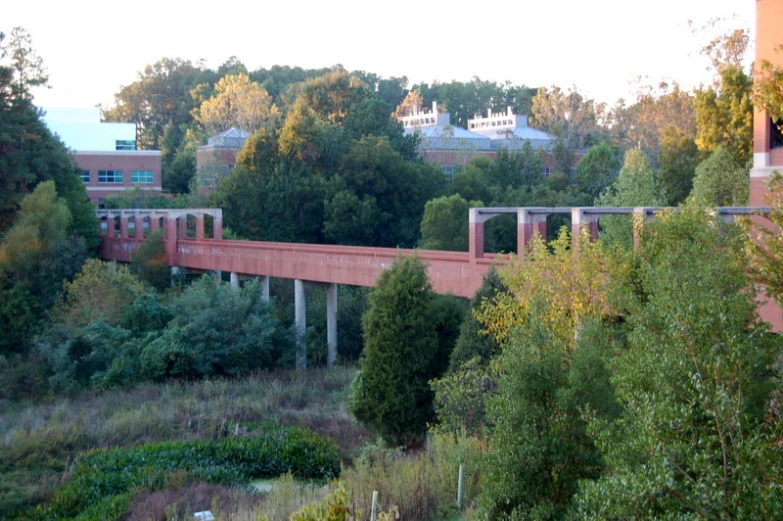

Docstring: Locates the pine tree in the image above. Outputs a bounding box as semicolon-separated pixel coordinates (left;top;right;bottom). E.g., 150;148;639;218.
349;255;438;446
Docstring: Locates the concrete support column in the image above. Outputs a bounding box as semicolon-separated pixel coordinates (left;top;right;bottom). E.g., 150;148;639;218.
517;209;548;256
294;279;307;370
120;215;129;239
213;216;223;240
195;216;205;241
468;208;485;263
135;216;145;240
230;272;240;290
164;217;178;266
261;276;270;303
178;216;188;239
170;266;182;286
327;283;338;368
150;216;160;232
571;208;599;252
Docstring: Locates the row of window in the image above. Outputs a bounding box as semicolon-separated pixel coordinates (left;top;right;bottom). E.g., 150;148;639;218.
469;119;514;129
81;170;155;184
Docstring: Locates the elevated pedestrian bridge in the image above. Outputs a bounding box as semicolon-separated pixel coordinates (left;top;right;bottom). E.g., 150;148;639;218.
96;206;777;367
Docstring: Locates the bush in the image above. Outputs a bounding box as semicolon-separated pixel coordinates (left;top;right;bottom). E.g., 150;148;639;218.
30;424;339;520
140;276;285;380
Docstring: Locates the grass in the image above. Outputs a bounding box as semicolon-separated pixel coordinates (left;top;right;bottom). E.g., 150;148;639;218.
0;367;370;519
1;367;487;521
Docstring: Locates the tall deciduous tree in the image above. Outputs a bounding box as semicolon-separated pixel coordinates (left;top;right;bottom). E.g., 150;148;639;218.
694;64;753;165
659;128;702;206
350;255;439;446
196;73;279;135
531;85;599;150
419;194;479;251
598;146;666;247
576;141;620;199
574;208;781;519
0;182;87;354
689;145;749;206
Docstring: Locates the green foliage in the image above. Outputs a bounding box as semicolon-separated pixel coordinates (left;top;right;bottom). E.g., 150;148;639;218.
325;135;443;247
659;128;702;205
140;276;283;380
30;424;339;521
432;357;497;436
689;145;749;206
744;172;783;304
130;229;170;291
576;141;620;199
448;268;507;371
598;146;666;248
479;318;621;521
573;207;782;519
694;63;754;165
0;182;88;354
755;58;783;124
350;256;439;446
429;294;468;374
54;259;146;328
420;194;477;251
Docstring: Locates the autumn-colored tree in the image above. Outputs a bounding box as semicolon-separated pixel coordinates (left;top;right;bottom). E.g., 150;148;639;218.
195;73;279;135
54;259;146;329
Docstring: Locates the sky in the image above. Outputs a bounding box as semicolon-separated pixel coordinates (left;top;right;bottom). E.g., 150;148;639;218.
5;0;754;111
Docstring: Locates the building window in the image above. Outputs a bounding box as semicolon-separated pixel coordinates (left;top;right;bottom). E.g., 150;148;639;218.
443;166;454;182
541;166;551;176
80;170;90;183
116;139;136;151
131;170;154;183
98;170;123;183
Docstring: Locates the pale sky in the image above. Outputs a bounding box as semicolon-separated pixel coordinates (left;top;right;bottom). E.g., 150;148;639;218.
5;0;754;111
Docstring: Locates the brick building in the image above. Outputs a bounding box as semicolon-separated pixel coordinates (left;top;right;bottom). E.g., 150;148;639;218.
398;102;564;178
43;107;162;205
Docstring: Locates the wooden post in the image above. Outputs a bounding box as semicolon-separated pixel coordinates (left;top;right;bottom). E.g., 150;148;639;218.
457;464;465;509
371;490;379;521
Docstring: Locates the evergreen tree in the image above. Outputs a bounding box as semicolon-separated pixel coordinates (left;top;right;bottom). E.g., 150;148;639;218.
350;255;438;446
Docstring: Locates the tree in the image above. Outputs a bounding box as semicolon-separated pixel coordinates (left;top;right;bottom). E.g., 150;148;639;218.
745;172;783;305
420;194;478;251
129;229;170;291
392;89;424;119
598;146;666;247
0;182;86;354
104;57;212;150
195;73;279;135
475;231;623;519
0;30;97;243
531;86;599;150
573;208;782;519
610;82;696;155
350;255;439;446
54;259;146;329
659;127;702;205
694;64;753;165
689;145;749;206
324;135;443;247
575;141;620;199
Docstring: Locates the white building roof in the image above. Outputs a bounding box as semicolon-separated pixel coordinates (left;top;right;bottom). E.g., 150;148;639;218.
468;108;554;150
400;102;491;150
42;107;136;152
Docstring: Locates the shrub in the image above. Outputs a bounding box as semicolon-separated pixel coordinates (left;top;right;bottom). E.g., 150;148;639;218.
30;424;339;520
140;276;283;380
